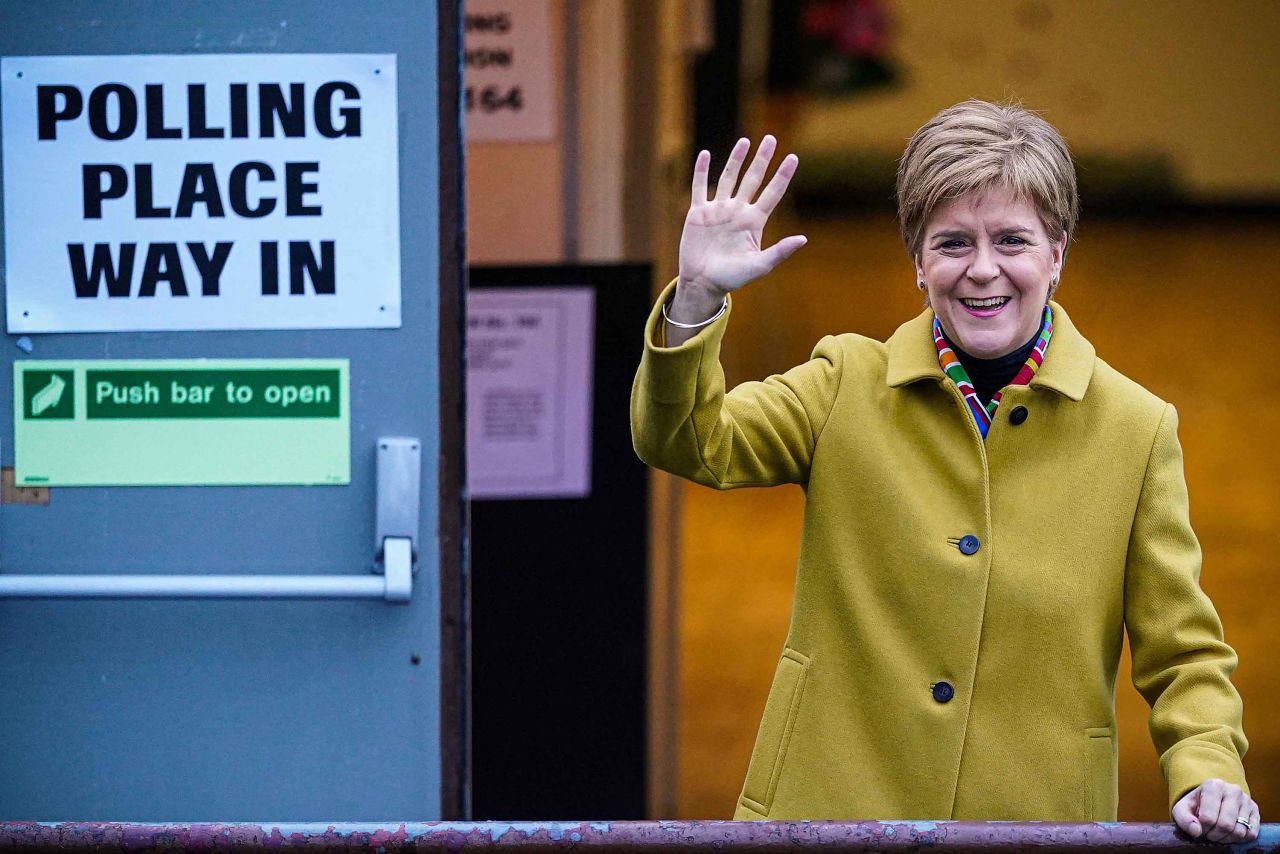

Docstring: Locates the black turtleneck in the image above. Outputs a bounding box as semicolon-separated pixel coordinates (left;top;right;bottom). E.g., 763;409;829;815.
942;327;1041;406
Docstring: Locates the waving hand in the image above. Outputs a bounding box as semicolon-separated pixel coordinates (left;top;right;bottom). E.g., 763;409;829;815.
665;136;805;346
679;135;806;295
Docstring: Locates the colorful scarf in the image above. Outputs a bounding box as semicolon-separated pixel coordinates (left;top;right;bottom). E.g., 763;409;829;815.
932;305;1053;439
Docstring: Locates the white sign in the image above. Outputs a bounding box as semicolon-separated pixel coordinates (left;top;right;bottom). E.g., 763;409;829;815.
464;0;556;142
467;287;593;499
1;54;401;333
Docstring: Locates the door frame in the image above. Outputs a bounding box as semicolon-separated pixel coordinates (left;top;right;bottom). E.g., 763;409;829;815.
436;0;470;822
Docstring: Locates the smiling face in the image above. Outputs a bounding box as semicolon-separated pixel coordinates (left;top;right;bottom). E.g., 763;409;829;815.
915;184;1066;359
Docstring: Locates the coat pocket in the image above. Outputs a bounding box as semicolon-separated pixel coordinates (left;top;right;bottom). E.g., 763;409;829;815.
740;648;811;816
1085;726;1118;820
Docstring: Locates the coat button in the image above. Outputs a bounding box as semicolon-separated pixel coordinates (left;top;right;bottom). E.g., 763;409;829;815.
932;681;955;703
1009;405;1028;425
958;534;980;555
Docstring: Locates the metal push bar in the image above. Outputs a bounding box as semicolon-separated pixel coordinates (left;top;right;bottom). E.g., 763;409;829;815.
0;438;420;603
0;537;412;601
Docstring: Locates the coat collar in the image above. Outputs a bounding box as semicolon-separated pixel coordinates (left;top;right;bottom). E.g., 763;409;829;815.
885;299;1095;401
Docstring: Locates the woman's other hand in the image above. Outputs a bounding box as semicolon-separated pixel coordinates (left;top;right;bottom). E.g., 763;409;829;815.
666;136;806;345
1172;778;1260;842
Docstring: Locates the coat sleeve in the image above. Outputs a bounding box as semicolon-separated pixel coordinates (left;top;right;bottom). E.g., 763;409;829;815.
1124;403;1250;815
630;279;844;489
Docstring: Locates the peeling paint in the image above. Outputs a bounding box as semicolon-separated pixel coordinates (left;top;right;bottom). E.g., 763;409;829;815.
189;26;284;50
2;820;1277;852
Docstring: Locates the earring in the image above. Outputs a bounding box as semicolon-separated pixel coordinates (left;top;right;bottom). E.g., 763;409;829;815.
917;280;926;290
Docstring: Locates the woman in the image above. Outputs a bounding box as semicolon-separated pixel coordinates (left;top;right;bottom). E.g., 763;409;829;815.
631;101;1259;841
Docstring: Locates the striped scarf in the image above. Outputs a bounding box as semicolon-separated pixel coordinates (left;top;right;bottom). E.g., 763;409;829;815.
932;305;1053;439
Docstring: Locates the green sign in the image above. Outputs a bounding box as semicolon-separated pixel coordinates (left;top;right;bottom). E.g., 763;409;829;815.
23;369;75;419
86;369;341;419
14;359;350;486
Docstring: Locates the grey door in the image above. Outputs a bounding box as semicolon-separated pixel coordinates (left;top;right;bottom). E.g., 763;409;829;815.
0;1;463;820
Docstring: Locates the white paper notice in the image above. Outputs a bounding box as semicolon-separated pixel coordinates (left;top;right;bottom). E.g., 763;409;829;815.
463;0;556;142
1;54;400;332
467;288;594;499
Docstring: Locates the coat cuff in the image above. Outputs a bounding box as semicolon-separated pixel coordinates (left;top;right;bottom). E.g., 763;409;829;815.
640;278;733;405
1163;742;1250;815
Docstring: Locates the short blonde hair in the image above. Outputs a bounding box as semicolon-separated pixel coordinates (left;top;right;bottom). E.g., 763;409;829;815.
896;100;1079;257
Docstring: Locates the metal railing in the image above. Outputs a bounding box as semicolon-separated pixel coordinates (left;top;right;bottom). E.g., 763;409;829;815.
1;821;1276;852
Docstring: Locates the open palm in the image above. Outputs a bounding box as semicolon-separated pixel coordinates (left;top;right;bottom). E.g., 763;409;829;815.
679;135;806;295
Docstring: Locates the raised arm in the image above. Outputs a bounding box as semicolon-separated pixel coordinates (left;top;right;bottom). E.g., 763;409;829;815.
632;137;841;489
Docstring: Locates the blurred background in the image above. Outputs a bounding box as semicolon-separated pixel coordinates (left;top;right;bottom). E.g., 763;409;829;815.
465;0;1280;821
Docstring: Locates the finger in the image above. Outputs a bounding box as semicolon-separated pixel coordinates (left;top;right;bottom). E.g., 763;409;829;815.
735;135;777;203
714;138;750;201
1171;795;1201;838
1213;783;1244;845
1198;783;1228;845
1248;801;1261;841
1213;787;1244;842
755;153;799;217
1231;814;1250;842
758;235;808;274
1197;782;1224;841
691;149;711;205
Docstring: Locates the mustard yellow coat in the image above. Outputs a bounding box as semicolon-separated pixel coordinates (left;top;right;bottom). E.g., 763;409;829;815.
631;280;1249;821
